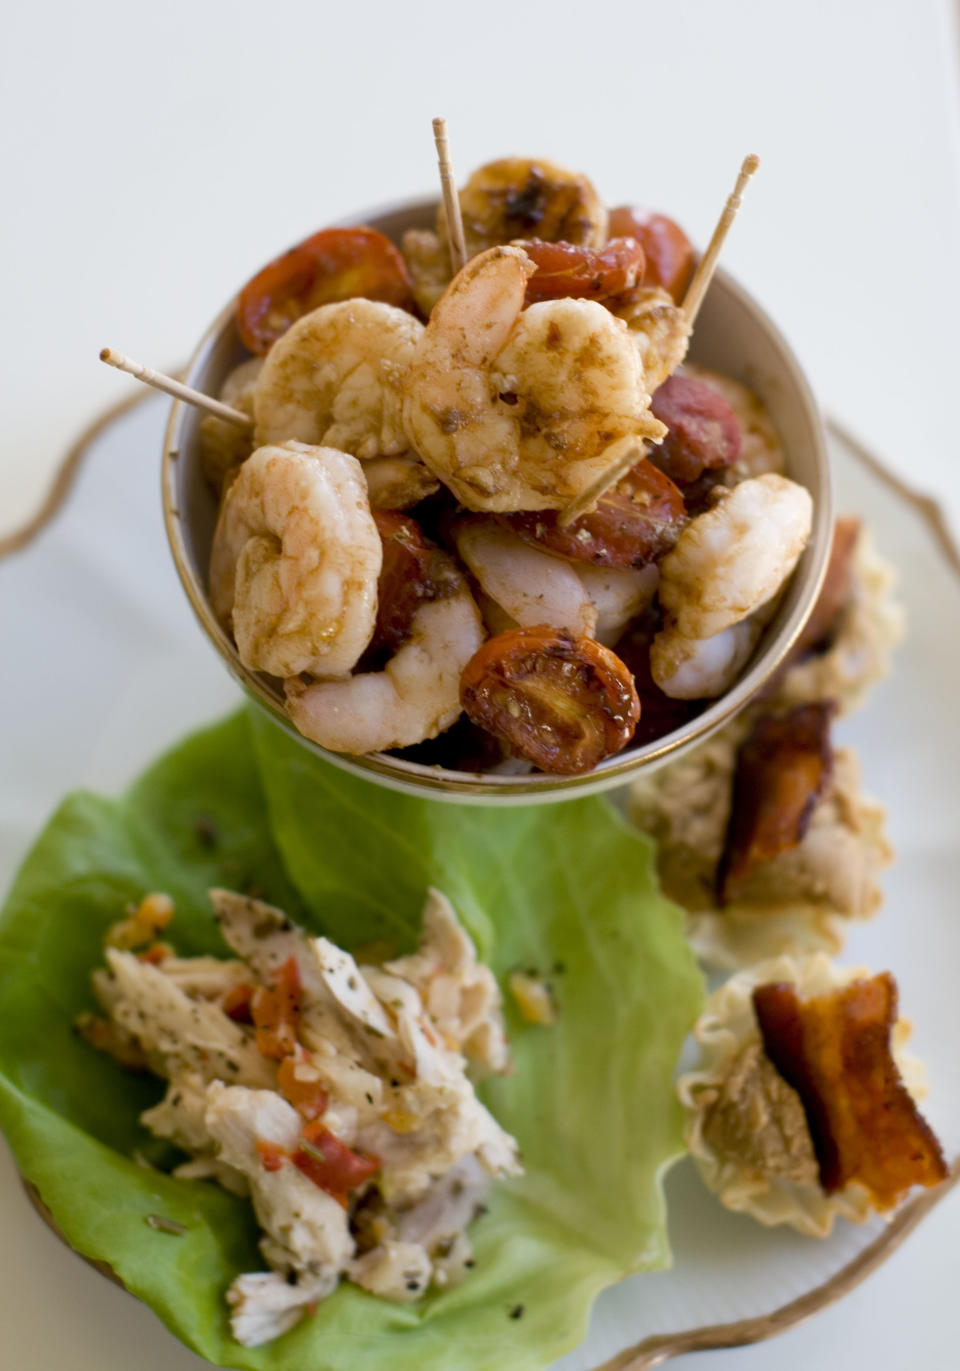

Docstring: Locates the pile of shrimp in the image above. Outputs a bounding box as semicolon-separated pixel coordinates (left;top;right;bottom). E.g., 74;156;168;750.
204;156;813;776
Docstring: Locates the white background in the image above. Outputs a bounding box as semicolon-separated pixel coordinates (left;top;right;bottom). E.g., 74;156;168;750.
1;1;959;1367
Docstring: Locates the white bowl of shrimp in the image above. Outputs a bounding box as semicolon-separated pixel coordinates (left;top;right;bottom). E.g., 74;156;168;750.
162;159;833;804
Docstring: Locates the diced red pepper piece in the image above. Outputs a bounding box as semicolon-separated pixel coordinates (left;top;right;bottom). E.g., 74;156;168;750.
256;1139;287;1172
278;1055;329;1121
252;956;302;1059
222;982;255;1024
137;942;173;966
292;1121;380;1206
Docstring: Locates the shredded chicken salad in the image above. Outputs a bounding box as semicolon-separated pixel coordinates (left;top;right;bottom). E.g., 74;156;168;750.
80;887;521;1347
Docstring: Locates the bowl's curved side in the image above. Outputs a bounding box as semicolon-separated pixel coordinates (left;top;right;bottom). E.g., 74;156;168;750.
162;199;833;803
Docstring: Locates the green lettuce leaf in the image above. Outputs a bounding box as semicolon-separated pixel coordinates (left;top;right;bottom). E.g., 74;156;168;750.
0;708;702;1371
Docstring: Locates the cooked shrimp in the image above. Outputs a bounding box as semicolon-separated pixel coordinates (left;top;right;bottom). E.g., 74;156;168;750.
439;156;608;258
362;454;440;510
199;357;263;494
471;557;658;670
650;474;811;699
253;300;423;458
209;442;381;679
577;562;660;646
454;519;597;636
402;245;666;513
614;285;690;391
284;561;484;753
651;614;766;700
657;475;813;641
473;589;517;638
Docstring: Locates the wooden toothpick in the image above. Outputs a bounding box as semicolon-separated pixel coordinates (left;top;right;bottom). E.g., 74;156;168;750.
433;117;467;273
557;437;646;529
681;153;760;327
99;348;253;428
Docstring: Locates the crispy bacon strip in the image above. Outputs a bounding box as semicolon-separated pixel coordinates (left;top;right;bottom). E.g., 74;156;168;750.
717;702;835;903
753;975;948;1208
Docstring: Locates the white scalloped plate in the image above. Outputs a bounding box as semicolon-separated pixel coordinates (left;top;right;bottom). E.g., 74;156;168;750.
0;396;958;1371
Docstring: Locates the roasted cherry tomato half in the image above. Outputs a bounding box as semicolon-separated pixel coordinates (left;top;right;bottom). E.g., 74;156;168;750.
237;226;416;354
522;237;645;304
460;627;640;775
364;511;460;664
369;510;437;657
500;460;686;569
607;208;695;303
649;374;741;486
